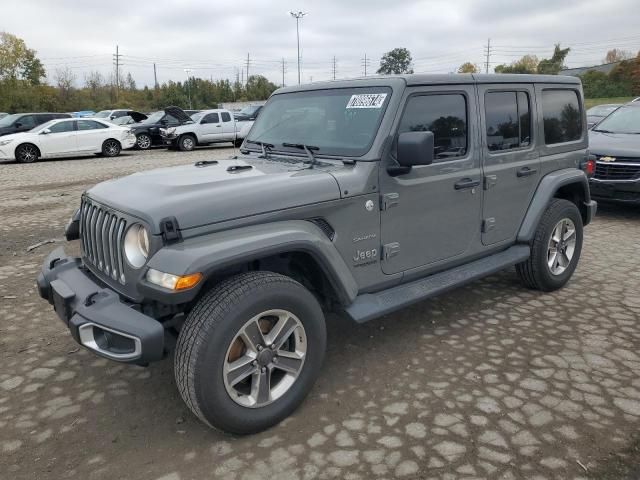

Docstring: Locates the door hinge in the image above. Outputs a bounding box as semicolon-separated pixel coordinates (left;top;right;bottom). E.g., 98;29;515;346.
482;218;496;233
380;193;399;211
382;242;400;260
484;175;497;190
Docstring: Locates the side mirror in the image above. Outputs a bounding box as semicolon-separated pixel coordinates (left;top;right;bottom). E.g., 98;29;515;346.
15;122;22;128
40;128;51;135
397;131;434;167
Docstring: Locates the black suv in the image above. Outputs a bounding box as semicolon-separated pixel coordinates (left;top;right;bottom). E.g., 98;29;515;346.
130;107;193;150
0;113;71;137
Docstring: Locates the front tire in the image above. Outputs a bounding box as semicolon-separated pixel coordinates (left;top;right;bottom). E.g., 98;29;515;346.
15;143;40;163
234;138;243;148
179;135;196;151
516;199;583;291
175;272;326;434
102;139;121;157
136;133;152;150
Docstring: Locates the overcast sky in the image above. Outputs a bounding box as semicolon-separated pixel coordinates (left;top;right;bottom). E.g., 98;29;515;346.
2;0;640;87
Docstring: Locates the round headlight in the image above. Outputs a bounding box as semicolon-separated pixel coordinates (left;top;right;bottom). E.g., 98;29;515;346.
124;224;149;268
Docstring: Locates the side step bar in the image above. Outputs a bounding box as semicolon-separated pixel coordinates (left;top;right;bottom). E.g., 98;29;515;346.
345;245;530;323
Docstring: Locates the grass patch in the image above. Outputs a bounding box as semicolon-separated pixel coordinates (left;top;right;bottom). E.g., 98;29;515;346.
584;97;635;108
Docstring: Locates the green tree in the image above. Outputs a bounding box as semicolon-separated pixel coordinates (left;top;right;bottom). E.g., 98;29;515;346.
245;75;278;100
457;62;478;74
494;55;538;74
377;48;414;75
0;32;46;85
537;44;570;75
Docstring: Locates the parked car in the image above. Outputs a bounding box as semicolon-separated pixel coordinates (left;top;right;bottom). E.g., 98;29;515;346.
586;103;621;128
37;74;596;434
130;106;193;150
0;112;8;120
233;104;263;121
160;108;252;150
0;112;71;137
92;109;138;122
0;118;136;163
71;111;97;118
111;111;148;126
588;102;640;203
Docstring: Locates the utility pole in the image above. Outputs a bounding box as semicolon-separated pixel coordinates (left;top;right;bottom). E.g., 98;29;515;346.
112;45;122;101
485;38;491;74
240;67;244;85
153;62;158;89
281;58;286;87
246;53;250;86
332;56;337;80
184;68;192;109
289;11;307;84
361;54;371;76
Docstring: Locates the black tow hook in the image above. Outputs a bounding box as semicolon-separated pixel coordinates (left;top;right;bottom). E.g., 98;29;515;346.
84;291;100;307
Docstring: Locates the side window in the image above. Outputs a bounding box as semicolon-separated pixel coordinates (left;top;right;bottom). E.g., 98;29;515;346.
485;91;531;151
202;113;220;124
398;94;467;161
17;115;36;128
542;89;582;145
164;114;180;125
49;121;75;133
78;120;108;130
113;111;127;118
221;112;232;122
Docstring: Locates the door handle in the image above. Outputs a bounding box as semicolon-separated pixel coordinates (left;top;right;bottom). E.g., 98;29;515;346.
216;125;222;127
454;178;480;190
517;167;538;177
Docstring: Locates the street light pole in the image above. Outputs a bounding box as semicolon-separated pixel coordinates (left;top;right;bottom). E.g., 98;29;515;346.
184;68;192;109
289;11;307;84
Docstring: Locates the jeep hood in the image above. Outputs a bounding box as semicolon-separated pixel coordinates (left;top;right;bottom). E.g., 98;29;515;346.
589;130;640;157
86;158;341;233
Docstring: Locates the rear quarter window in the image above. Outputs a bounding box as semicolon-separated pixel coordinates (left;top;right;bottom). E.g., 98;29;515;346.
542;89;582;145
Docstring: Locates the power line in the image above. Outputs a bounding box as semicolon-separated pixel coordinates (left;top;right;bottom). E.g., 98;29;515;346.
361;54;371;76
113;45;122;100
331;56;337;80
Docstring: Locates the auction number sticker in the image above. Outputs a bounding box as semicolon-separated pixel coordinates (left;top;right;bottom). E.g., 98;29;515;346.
346;93;387;109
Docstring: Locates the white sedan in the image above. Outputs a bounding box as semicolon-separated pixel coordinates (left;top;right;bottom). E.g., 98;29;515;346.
0;118;137;163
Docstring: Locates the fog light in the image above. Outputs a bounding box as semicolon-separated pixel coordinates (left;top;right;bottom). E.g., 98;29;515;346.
146;269;202;291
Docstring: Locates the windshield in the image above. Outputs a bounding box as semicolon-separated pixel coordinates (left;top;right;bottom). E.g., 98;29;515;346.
588;105;619;117
594;106;640;134
190;111;206;122
0;114;22;127
246;87;391;157
238;106;260;116
30;120;56;132
142;111;164;124
112;116;132;125
94;110;111;118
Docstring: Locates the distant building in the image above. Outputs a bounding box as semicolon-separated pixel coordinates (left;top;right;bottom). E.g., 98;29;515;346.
559;61;621;77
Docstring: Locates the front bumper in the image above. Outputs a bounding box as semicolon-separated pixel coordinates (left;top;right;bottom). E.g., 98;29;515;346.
37;247;165;364
590;178;640;203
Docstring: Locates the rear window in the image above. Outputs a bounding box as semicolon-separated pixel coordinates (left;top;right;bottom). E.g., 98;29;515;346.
542;90;582;145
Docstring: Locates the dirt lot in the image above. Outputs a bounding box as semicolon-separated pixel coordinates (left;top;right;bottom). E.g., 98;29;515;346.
1;148;640;480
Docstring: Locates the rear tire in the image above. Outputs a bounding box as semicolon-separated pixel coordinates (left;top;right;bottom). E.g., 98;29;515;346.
136;133;152;150
516;199;583;292
179;135;196;151
15;143;40;163
175;272;326;434
102;139;121;157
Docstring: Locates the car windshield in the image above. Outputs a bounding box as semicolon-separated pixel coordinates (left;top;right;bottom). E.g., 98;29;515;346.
0;113;22;127
112;116;132;125
142;111;164;124
593;106;640;134
246;87;391;157
93;110;111;118
190;111;206;122
588;105;619;116
238;106;260;116
30;120;56;132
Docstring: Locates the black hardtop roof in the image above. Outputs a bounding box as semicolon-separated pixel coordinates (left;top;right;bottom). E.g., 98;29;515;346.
275;73;580;95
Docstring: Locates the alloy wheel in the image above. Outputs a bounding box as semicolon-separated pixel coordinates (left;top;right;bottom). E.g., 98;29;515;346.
223;309;307;408
547;218;577;275
137;135;151;149
18;145;37;162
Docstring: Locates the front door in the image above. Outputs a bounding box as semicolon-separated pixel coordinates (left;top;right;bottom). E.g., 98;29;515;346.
198;112;223;142
380;86;483;274
39;120;78;156
478;85;540;245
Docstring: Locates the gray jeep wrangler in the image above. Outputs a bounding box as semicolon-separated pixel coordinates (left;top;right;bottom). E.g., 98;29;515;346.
37;74;597;434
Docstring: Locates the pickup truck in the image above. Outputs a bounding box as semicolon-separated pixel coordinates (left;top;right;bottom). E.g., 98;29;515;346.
161;108;253;150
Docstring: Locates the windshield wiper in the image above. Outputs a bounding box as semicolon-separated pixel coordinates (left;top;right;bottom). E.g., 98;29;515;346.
282;143;320;168
244;139;274;158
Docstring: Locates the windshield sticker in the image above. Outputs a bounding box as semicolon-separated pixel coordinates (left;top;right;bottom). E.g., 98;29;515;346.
346;93;387;109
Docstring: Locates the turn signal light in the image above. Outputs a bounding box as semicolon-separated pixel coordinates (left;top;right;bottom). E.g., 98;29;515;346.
175;273;203;291
146;269;202;291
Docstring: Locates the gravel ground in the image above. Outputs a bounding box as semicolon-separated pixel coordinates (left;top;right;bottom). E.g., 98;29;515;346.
1;147;640;480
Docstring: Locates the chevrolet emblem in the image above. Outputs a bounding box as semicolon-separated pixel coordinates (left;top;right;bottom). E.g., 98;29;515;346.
600;156;616;162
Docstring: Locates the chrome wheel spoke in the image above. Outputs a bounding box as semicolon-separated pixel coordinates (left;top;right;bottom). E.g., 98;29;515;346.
252;369;271;404
226;355;257;387
240;320;265;353
275;350;303;375
266;313;297;348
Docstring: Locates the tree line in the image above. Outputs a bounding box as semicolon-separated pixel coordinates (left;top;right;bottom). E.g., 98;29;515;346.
0;32;279;113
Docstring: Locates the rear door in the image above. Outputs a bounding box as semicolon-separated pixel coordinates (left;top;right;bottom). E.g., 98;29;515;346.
220;111;235;140
76;119;110;152
198;112;222;142
39;120;78;156
478;85;539;245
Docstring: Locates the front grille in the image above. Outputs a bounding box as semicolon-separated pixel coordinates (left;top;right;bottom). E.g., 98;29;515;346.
80;198;128;284
594;158;640;181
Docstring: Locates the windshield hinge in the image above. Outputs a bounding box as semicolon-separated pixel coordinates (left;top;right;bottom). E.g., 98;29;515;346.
160;217;182;244
380;193;400;211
